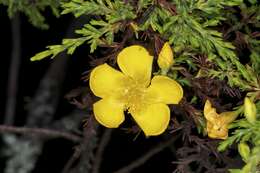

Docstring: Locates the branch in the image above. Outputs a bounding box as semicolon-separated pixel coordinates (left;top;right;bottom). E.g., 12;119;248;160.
113;134;180;173
4;13;21;125
92;129;113;173
66;116;98;173
62;145;82;173
0;125;82;143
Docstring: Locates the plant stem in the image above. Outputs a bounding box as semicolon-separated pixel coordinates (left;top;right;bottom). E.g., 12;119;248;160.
0;125;82;143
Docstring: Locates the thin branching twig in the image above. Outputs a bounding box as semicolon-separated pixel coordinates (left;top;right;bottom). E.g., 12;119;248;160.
62;145;82;173
114;134;181;173
92;129;113;173
0;125;82;143
4;13;21;125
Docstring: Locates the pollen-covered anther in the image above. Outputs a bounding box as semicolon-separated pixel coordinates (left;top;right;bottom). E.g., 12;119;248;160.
123;80;147;114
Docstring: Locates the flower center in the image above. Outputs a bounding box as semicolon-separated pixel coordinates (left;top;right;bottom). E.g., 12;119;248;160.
122;78;147;114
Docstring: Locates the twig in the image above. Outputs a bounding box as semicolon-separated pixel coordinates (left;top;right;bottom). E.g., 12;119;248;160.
92;129;113;173
113;134;180;173
61;124;96;173
0;125;82;143
4;13;21;125
61;117;98;173
62;145;82;173
66;116;98;173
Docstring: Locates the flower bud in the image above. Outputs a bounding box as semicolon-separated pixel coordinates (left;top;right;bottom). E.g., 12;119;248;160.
158;42;174;72
244;97;257;124
238;142;250;162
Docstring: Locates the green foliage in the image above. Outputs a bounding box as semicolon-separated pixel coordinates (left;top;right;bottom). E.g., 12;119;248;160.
0;0;62;29
137;0;258;91
137;0;153;12
211;1;260;170
218;101;260;172
229;146;260;173
31;38;88;61
61;0;135;19
208;64;259;90
218;119;260;151
30;0;259;92
31;0;136;60
217;2;260;89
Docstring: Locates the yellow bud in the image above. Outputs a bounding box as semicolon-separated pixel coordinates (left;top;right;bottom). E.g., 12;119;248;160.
244;97;257;124
238;142;250;162
158;42;174;72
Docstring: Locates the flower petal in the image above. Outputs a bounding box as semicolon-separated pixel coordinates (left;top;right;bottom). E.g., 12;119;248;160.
131;103;170;136
204;100;218;122
146;76;183;104
93;99;125;128
219;111;238;124
207;121;228;139
117;45;153;85
89;63;127;98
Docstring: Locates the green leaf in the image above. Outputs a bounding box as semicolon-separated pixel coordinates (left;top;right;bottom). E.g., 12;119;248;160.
30;50;53;61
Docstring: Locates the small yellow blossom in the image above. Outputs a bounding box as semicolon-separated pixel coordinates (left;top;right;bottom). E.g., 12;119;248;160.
204;100;238;139
157;42;174;72
90;45;183;136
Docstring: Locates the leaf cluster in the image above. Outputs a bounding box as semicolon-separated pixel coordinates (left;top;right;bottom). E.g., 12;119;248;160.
30;0;259;92
218;119;260;173
31;0;136;61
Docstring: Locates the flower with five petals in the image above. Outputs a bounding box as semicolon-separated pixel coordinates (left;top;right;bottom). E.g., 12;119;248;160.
89;45;183;136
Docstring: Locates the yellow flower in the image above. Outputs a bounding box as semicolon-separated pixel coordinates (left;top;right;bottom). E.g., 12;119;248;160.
90;45;183;136
157;42;174;72
204;100;238;139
